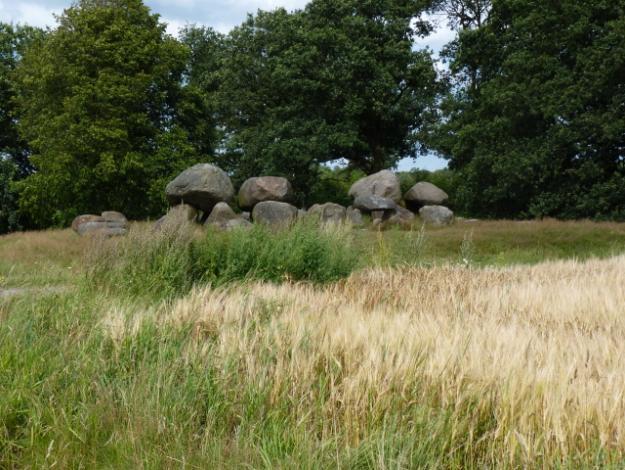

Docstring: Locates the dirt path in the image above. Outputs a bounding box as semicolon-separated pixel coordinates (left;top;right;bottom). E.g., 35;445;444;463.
0;286;69;299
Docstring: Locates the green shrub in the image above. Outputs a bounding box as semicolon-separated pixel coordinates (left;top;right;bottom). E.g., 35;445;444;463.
86;220;358;299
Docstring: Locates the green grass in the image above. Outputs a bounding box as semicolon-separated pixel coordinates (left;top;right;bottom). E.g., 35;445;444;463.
2;219;625;467
86;221;358;299
1;288;623;468
3;219;625;292
357;219;625;267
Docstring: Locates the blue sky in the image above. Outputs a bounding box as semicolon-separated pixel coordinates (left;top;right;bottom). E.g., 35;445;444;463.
0;0;452;171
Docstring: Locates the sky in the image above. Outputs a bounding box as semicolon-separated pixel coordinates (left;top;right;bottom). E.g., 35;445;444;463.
0;0;453;171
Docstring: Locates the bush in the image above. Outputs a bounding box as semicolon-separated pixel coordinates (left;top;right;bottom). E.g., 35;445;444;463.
86;219;358;299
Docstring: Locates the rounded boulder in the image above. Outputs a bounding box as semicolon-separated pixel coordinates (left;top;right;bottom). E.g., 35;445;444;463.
419;205;454;226
404;182;448;209
252;201;298;228
307;203;347;224
348;170;402;203
238;176;294;210
166;164;234;212
205;202;252;231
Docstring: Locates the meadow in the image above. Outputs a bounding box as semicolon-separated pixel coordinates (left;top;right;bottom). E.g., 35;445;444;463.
2;220;625;467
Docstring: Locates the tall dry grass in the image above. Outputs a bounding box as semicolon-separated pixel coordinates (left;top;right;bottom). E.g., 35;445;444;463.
105;254;625;465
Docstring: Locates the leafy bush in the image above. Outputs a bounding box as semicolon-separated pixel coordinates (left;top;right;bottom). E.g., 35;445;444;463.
86;219;358;299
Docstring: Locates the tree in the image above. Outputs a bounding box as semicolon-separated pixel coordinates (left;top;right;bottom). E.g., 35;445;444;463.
432;0;490;30
0;158;20;233
433;0;625;219
303;0;440;173
0;24;45;233
178;25;224;159
14;0;203;227
214;0;439;200
0;23;44;177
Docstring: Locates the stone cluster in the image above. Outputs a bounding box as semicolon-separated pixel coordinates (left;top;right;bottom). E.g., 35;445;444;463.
71;165;456;236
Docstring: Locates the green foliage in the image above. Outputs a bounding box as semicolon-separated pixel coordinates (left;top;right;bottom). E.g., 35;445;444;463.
433;0;625;219
0;23;44;178
87;221;358;299
209;0;439;196
0;159;20;233
307;166;365;207
190;221;357;285
13;0;205;228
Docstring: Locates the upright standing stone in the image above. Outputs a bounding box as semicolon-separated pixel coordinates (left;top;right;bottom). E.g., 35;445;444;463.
205;202;252;231
346;207;364;226
307;203;347;224
252;201;298;228
419;205;454;226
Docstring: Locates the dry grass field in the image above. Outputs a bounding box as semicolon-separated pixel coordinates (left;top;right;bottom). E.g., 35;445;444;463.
104;255;625;466
2;220;625;467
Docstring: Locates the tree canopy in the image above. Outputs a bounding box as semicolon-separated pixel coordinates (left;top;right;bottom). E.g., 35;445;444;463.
207;0;439;200
1;0;625;233
433;0;625;219
13;0;204;227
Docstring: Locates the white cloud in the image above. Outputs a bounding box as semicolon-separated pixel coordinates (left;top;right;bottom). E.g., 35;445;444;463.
15;3;60;27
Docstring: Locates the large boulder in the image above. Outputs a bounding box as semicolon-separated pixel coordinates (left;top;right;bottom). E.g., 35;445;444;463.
346;207;364;226
72;212;129;237
419;205;454;226
205;202;252;231
353;195;397;212
101;211;128;224
153;204;198;232
166;164;234;212
72;214;102;233
348;170;402;203
307;203;346;224
386;206;415;229
404;182;448;209
252;201;298;228
238;176;294;210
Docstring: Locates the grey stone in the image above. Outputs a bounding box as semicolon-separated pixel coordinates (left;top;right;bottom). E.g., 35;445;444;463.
419;205;454;226
101;211;128;224
371;210;385;222
386;206;415;228
166;163;234;212
72;212;129;237
72;214;102;232
205;202;251;230
404;182;448;209
238;176;294;209
346;207;364;226
348;170;402;203
206;202;238;225
307;203;347;224
353;195;397;212
252;201;298;228
154;204;198;231
241;211;251;221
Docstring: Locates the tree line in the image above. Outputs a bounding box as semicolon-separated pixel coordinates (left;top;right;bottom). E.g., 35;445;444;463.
1;0;624;232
